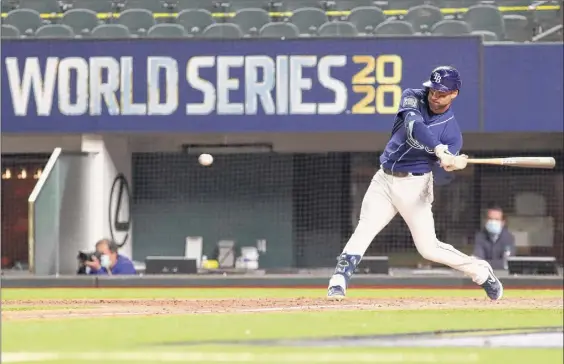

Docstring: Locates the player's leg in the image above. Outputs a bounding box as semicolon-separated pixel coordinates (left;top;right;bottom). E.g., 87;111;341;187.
327;170;398;300
392;174;503;300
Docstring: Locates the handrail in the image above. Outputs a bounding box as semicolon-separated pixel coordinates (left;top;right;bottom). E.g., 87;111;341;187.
27;147;62;273
532;24;563;42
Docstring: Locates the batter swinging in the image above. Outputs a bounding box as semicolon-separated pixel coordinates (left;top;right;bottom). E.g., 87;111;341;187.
327;66;503;301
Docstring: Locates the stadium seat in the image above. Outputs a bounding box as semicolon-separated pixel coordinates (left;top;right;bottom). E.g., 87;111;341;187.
17;0;64;14
1;0;17;13
434;0;477;8
386;0;429;10
176;9;215;35
230;8;271;36
90;24;132;38
115;8;156;36
67;0;115;13
147;23;187;37
431;19;471;36
61;9;100;36
347;6;386;34
259;22;300;38
121;0;167;12
281;0;325;11
172;0;221;12
318;20;358;36
331;0;375;11
471;29;498;42
464;4;505;40
289;7;328;36
35;24;75;38
374;20;415;35
202;23;244;38
224;0;272;12
404;4;443;33
3;9;44;36
503;14;531;42
1;24;21;38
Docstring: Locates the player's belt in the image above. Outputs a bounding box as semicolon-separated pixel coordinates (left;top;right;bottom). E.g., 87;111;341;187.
382;168;425;178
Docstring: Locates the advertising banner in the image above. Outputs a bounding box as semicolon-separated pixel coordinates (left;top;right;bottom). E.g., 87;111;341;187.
1;37;481;133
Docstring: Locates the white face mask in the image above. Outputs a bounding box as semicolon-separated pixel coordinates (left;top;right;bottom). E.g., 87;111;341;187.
100;254;111;268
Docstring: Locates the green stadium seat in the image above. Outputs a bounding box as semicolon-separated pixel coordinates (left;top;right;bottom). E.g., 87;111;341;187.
259;22;300;38
3;9;44;35
147;23;188;37
90;23;132;38
464;4;505;40
374;20;415;35
67;0;115;13
121;0;167;12
404;4;443;33
431;19;471;35
230;8;271;36
330;0;374;11
35;24;75;38
1;24;21;38
347;6;386;34
115;8;156;36
61;9;100;36
289;7;328;35
503;14;531;41
202;23;245;38
18;0;64;14
175;9;215;35
318;20;358;36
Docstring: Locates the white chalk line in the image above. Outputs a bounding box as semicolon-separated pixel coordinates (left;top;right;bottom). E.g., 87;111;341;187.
4;304;379;320
2;352;481;363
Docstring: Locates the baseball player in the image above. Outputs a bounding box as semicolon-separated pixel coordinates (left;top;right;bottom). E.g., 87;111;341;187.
327;66;503;301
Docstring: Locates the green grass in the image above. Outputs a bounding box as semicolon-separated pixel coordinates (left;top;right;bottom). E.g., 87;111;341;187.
2;288;562;364
2;287;562;300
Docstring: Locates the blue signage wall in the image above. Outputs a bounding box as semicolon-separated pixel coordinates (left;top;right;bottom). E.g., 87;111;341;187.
1;37;561;133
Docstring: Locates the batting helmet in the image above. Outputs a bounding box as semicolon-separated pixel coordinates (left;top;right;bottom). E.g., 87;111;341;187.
422;66;461;92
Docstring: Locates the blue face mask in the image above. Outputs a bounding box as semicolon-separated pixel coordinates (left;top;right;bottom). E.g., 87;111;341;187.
485;220;503;235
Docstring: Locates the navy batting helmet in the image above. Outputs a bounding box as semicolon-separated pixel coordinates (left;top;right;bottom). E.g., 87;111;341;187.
422;66;461;92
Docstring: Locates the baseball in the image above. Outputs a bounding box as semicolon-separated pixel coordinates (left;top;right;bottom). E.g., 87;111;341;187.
198;153;213;166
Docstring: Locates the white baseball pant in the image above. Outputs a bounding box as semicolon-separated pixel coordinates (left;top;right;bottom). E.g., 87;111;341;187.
338;168;490;285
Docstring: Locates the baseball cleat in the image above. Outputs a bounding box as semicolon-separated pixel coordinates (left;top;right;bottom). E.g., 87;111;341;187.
327;285;346;300
480;263;504;301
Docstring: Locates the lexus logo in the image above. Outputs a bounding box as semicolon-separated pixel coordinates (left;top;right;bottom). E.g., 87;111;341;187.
109;173;131;247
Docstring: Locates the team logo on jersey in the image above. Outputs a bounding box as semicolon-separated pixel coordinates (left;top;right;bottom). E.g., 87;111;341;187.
402;97;418;109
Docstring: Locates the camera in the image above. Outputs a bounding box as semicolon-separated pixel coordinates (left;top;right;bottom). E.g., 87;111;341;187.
77;251;101;263
76;251;101;275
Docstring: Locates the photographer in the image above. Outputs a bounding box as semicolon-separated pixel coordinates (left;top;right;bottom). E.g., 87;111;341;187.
80;239;136;275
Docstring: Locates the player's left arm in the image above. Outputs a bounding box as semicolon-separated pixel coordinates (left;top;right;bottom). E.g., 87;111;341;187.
440;120;467;171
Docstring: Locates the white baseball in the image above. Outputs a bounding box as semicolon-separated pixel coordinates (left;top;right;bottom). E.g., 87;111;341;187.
198;153;213;166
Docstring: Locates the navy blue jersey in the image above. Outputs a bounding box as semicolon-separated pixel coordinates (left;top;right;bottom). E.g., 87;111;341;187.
380;88;463;174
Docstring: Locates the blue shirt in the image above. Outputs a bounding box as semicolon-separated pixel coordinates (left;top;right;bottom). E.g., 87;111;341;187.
88;254;137;275
380;88;463;174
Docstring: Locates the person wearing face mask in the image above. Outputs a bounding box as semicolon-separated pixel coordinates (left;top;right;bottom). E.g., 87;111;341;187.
85;239;137;275
472;205;516;270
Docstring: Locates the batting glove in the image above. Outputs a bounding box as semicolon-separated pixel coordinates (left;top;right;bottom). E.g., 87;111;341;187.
434;144;455;166
442;154;468;171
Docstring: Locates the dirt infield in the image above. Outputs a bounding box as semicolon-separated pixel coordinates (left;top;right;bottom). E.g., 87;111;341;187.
2;296;562;321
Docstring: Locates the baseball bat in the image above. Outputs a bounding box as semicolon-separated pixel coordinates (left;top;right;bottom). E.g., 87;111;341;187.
465;157;556;169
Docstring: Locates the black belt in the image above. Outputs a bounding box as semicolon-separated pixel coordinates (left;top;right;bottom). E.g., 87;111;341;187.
382;168;425;177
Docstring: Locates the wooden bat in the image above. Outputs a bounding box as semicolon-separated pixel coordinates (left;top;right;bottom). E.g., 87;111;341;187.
465;157;556;169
